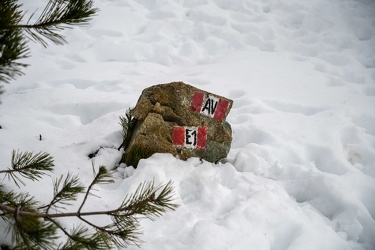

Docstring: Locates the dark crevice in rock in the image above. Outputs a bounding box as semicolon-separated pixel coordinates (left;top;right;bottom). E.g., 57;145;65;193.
162;115;184;126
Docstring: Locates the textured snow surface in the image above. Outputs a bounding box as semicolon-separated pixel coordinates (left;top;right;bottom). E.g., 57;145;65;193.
1;0;375;249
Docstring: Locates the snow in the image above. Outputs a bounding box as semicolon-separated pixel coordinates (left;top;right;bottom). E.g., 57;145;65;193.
1;0;375;249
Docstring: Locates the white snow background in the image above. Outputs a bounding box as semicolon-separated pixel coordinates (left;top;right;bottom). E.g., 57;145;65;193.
1;0;375;249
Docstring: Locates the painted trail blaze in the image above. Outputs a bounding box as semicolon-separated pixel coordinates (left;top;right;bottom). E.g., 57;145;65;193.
173;126;208;150
190;92;229;121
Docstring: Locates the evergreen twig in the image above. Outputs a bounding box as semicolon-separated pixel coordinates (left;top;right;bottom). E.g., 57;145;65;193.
6;192;58;250
0;154;179;249
118;108;137;151
49;220;105;250
0;180;178;248
18;0;98;47
0;0;98;85
0;0;30;83
42;173;85;213
0;150;54;187
78;165;113;214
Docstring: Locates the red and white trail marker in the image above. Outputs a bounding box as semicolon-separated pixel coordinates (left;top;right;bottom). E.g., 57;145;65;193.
190;92;230;121
173;126;208;150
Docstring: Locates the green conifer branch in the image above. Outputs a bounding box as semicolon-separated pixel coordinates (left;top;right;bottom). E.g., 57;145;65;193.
1;191;59;250
42;173;85;213
119;180;178;219
0;150;178;248
118;108;137;151
50;220;106;250
17;0;98;47
0;160;178;249
0;150;54;187
12;205;58;250
0;0;99;86
0;0;30;83
0;180;178;248
77;165;114;214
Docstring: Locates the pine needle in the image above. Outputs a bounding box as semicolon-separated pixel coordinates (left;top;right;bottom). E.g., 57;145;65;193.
1;150;55;187
1;153;178;249
43;173;85;213
0;0;30;83
22;0;98;47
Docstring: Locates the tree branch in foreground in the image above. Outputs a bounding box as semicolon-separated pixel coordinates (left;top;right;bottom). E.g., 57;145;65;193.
0;151;178;249
0;0;99;85
7;0;98;47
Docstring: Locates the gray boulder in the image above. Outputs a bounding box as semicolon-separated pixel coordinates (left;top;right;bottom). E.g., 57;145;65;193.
122;81;233;167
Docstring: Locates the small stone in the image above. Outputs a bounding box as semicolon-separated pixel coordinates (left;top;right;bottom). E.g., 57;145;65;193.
122;81;233;167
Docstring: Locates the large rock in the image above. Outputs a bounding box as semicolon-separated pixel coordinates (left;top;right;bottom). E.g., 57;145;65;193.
122;81;233;167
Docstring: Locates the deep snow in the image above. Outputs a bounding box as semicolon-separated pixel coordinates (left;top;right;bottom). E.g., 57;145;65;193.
1;0;375;249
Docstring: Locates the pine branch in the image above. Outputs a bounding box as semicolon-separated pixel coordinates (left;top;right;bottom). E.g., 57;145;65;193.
0;180;178;248
43;173;85;214
1;181;178;218
1;151;178;249
75;165;140;248
51;220;107;250
118;108;137;151
16;0;98;47
79;180;177;248
3;192;59;250
12;207;58;250
0;0;98;85
77;212;141;249
0;150;54;187
77;165;114;214
13;206;33;250
0;0;30;83
118;180;178;219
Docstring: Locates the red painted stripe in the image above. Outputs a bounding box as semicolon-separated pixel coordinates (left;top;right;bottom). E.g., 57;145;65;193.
197;126;208;150
172;126;185;146
213;99;229;121
190;92;204;112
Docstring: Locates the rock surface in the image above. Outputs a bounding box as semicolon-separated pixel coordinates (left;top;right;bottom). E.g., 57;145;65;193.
122;81;233;166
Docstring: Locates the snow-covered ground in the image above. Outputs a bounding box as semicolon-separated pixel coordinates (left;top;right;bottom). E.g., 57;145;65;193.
1;0;375;249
